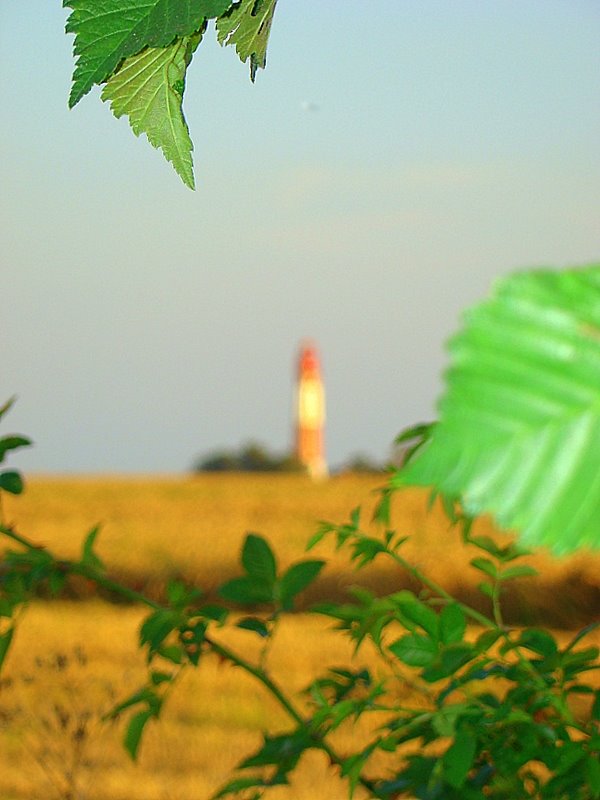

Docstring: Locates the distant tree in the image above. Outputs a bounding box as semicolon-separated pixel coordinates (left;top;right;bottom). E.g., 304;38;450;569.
194;450;238;472
192;442;302;473
341;454;384;474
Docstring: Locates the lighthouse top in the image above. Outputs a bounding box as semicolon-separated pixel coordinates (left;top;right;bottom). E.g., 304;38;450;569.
298;341;321;380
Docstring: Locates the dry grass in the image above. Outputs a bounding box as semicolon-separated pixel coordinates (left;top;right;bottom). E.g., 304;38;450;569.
3;474;599;626
0;474;599;799
0;602;397;800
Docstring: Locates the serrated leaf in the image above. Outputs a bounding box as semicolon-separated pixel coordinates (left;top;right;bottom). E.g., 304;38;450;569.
0;627;14;672
81;525;104;572
517;628;558;657
101;35;199;189
236;617;270;637
157;644;184;664
0;436;32;463
216;0;278;81
498;565;538;581
241;534;277;583
239;730;310;770
422;643;474;682
389;633;438;667
399;265;600;554
150;670;173;686
213;776;282;799
439;603;466;645
199;604;228;624
470;557;498;579
443;729;477;789
397;595;439;639
432;704;469;738
0;471;24;495
218;576;273;605
64;0;230;106
587;756;600;799
277;560;325;610
124;708;154;759
140;609;179;652
108;686;158;718
592;691;600;721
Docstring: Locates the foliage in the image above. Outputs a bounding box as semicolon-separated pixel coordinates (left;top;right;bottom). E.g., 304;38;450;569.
398;265;600;555
1;479;599;798
63;0;279;188
2;264;599;797
193;441;303;473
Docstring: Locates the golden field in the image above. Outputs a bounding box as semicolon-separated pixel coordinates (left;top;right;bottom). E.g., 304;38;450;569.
0;474;599;800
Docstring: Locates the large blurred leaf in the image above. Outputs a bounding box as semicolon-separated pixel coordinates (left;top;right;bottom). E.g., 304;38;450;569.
398;266;600;554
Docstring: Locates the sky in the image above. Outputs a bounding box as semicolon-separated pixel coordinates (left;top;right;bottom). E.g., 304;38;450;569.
1;1;599;474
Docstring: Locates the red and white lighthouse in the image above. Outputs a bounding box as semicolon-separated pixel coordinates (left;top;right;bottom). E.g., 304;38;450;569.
295;341;328;479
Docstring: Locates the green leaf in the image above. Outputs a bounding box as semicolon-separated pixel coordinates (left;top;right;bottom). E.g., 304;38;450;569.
101;35;199;189
439;603;466;645
517;628;558;657
108;686;159;717
199;604;228;624
398;265;600;554
140;609;179;652
216;0;278;81
470;557;498;579
218;576;273;605
150;670;173;686
277;560;325;610
564;621;600;652
0;627;14;672
443;729;477;789
241;534;277;583
64;0;230;106
389;633;438;667
431;704;469;738
0;471;24;495
157;644;184;664
0;397;16;422
81;525;104;572
239;730;311;770
236;617;270;637
395;422;434;465
498;565;538;581
397;594;439;639
0;436;32;463
586;756;600;800
213;776;283;799
422;643;474;682
124;708;154;759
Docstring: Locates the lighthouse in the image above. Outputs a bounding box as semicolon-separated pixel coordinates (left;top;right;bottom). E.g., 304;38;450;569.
295;342;328;479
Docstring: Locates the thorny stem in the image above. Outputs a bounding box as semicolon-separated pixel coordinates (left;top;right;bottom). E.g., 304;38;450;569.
384;545;496;629
0;523;385;799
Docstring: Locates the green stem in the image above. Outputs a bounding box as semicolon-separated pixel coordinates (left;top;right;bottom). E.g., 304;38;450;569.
386;546;496;629
491;579;504;630
0;524;384;798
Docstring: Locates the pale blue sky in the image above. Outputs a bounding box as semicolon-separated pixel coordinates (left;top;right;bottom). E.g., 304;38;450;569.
1;1;599;473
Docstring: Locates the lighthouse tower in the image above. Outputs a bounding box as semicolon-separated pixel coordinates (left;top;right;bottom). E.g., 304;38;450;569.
295;342;328;479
